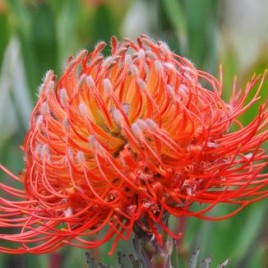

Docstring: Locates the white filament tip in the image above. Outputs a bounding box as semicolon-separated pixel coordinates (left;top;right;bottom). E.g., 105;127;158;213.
78;102;87;116
103;78;113;93
86;76;96;89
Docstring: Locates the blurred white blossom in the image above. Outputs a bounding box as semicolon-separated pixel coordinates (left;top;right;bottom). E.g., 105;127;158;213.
0;37;32;145
221;0;268;71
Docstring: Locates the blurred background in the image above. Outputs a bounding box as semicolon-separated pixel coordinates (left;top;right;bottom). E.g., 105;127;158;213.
0;0;268;267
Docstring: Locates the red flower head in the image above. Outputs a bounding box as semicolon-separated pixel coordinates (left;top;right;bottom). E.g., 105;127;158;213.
1;36;268;255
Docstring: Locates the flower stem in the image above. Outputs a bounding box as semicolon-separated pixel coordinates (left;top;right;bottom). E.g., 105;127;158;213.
133;224;174;268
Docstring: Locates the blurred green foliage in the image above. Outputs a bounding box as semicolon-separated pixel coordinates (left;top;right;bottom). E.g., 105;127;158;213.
0;0;267;267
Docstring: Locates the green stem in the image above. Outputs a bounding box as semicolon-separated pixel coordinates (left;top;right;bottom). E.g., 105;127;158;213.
133;224;174;268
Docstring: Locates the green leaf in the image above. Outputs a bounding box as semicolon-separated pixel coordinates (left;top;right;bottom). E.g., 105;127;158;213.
56;0;81;66
199;258;212;268
183;0;218;70
31;2;57;80
246;244;266;268
238;47;268;125
190;248;200;268
90;4;119;53
216;259;230;268
231;202;267;261
161;0;186;38
7;0;38;95
0;11;10;68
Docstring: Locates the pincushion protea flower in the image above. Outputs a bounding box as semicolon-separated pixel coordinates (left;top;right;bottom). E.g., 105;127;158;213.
0;35;268;255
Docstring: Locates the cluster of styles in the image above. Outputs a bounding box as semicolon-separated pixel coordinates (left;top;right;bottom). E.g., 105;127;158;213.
1;36;268;255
